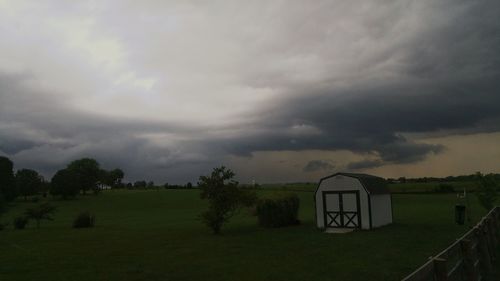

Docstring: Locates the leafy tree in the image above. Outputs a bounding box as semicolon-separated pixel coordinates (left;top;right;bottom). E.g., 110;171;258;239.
24;203;57;228
134;180;146;189
15;169;43;200
100;168;125;189
50;169;80;199
476;173;498;210
147;181;155;189
108;169;124;188
199;166;257;234
186;182;193;189
67;158;101;195
0;156;16;201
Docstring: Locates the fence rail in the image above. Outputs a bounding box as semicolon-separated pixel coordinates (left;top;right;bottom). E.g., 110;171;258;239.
402;206;500;281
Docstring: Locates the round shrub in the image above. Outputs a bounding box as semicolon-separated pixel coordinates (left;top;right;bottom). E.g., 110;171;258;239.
73;212;95;228
256;193;300;228
14;216;29;229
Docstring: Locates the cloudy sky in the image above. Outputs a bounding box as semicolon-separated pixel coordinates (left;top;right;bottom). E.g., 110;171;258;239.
1;0;499;184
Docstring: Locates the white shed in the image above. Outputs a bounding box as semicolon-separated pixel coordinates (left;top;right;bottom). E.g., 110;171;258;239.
315;173;392;230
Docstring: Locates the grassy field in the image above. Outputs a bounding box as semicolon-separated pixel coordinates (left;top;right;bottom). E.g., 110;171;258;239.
0;189;490;281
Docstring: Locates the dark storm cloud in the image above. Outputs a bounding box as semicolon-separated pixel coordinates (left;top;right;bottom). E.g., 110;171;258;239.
216;0;500;169
1;0;500;182
303;160;335;172
0;72;216;182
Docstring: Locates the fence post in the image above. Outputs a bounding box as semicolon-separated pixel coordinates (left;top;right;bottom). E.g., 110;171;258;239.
487;217;498;250
434;258;448;281
476;227;492;278
492;210;499;234
483;222;496;261
461;239;479;281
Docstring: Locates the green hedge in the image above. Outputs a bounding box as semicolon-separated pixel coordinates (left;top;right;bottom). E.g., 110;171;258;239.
256;193;300;227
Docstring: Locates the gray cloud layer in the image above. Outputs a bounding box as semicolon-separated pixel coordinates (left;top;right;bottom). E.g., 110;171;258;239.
1;0;499;182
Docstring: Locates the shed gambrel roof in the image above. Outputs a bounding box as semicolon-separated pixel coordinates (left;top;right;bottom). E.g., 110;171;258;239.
318;172;390;195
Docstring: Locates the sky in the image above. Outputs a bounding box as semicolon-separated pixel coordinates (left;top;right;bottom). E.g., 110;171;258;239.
0;0;499;184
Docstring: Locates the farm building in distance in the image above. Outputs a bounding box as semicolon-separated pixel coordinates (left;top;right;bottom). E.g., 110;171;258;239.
315;173;392;230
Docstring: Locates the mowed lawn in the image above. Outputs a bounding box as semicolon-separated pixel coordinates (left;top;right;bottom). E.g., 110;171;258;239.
0;190;487;281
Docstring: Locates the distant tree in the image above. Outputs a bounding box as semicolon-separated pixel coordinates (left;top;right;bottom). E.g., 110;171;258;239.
186;182;193;189
476;173;498;211
50;169;80;199
24;203;56;228
134;181;147;189
163;183;169;189
199;166;257;234
0;156;16;201
101;168;125;189
147;181;155;189
15;169;43;201
126;182;133;189
67;158;101;195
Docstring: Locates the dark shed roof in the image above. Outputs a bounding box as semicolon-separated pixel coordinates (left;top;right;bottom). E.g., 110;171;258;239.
319;172;390;195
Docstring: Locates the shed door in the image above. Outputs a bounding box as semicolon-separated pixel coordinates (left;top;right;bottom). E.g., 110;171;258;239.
322;191;361;228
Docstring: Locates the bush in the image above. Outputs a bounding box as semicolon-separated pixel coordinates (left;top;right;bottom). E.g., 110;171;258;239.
13;216;29;229
73;212;95;228
256;193;300;228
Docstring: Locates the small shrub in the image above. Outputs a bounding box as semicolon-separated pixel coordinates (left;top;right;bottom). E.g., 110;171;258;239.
14;216;29;229
256;193;300;228
73;212;95;228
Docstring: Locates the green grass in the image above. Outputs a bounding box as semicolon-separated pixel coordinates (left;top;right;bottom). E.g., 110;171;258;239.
0;190;488;281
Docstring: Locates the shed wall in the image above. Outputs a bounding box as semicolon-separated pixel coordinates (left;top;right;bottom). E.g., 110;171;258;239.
370;194;392;227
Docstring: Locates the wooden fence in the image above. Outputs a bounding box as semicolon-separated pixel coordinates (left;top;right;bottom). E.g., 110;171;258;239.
402;206;500;281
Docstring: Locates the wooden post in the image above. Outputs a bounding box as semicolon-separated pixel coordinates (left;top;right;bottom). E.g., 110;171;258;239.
434;258;448;281
476;227;492;277
488;217;498;250
483;223;496;261
461;239;479;281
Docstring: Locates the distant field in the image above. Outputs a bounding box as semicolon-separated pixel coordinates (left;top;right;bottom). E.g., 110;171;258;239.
0;190;488;281
261;181;479;193
388;181;478;193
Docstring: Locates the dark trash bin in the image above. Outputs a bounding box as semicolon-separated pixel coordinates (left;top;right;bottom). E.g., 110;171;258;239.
455;205;466;225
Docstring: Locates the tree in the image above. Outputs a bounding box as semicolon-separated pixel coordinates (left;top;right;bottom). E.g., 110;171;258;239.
476;173;498;211
186;182;193;189
15;169;43;200
134;180;146;189
198;166;257;234
109;169;124;188
100;168;124;189
67;158;101;195
147;181;155;189
24;203;56;228
50;169;80;199
0;156;16;201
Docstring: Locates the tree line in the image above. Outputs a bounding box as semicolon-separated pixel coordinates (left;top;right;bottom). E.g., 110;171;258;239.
0;156;124;203
387;173;500;184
